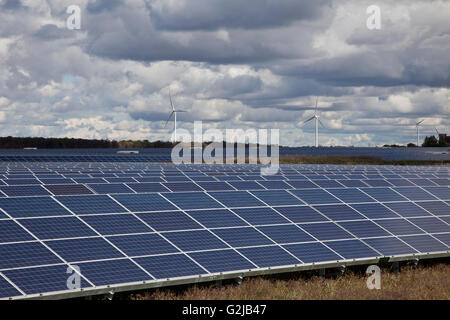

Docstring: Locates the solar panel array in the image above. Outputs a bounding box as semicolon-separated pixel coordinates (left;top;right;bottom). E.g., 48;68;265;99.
0;162;449;299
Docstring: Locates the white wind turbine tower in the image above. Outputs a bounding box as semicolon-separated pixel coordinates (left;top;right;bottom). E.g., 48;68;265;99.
415;119;424;147
165;88;187;142
303;97;324;147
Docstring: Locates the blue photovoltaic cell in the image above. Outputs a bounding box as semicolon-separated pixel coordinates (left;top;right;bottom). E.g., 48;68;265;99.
228;181;265;190
56;195;127;215
257;225;314;244
290;189;341;205
430;178;450;186
77;259;153;285
134;177;164;183
44;184;93;195
359;188;407;202
384;202;431;217
45;237;123;262
422;187;450;200
212;227;273;247
0;242;62;269
162;230;228;251
3;264;91;295
338;220;391;238
105;177;136;183
415;201;450;216
327;188;376;204
186;209;248;228
189;249;256;273
163;182;202;192
393;187;437;201
196;181;234;191
208;191;266;208
350;203;399;219
434;233;450;246
87;183;134;194
81;214;152;235
374;219;425;236
408;178;435;186
312;180;344;188
313;204;365;221
126;183;169;193
238;246;300;267
286;180;318;189
0;276;21;298
300;223;354;241
40;178;74;184
386;179;414;187
325;240;380;259
190;176;217;182
19;217;96;240
0;220;34;243
283;242;342;263
337;180;368;188
0;197;71;218
399;235;449;253
440;216;450;224
162;192;223;210
273;206;328;223
0;185;51;196
407;217;450;233
215;176;242;181
164;176;191;182
256;180;292;190
4;179;41;185
250;190;304;206
233;207;290;225
363;179;393;187
138;211;202;231
364;237;417;256
73;178;107;184
134;254;206;279
107;233;179;256
112;194;177;212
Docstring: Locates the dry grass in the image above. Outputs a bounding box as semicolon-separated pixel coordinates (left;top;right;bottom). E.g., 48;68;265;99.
122;263;450;300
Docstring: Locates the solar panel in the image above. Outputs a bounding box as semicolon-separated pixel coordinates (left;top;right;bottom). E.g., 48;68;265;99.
189;250;256;273
44;184;93;195
112;194;177;212
1;162;449;300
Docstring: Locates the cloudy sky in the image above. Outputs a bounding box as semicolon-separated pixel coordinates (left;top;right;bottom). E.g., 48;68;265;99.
0;0;449;146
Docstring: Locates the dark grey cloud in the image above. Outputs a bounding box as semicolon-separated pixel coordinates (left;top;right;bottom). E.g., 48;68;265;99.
87;0;123;14
1;0;22;10
33;24;76;41
148;0;331;30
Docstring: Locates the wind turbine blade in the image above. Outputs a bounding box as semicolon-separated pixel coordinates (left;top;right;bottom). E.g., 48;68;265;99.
176;110;187;113
169;88;174;111
164;112;174;127
318;119;325;128
416;119;424;125
435;127;440;135
303;116;315;124
315;97;318;113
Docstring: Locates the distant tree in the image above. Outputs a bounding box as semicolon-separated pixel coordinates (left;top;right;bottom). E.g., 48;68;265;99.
437;134;448;147
407;143;416;147
422;136;439;147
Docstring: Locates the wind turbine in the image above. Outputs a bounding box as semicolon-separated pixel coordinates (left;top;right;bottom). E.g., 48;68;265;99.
165;88;186;142
303;97;324;147
415;119;424;147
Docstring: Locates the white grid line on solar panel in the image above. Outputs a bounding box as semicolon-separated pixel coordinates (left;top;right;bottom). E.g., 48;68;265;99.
157;192;264;269
106;193;211;275
349;187;450;251
0;206;95;288
43;197;157;280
